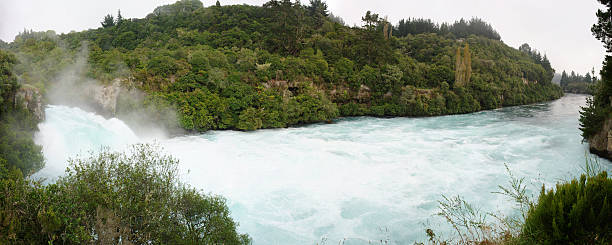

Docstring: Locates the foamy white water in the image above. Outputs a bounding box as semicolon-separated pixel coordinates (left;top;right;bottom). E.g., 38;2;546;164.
35;94;612;244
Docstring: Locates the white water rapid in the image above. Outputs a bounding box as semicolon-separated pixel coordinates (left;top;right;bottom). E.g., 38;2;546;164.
34;94;612;244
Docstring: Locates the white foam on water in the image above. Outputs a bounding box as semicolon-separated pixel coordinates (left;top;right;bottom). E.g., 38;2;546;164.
34;105;140;180
34;94;612;244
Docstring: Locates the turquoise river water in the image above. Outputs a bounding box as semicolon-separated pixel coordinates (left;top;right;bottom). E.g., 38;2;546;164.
34;94;612;244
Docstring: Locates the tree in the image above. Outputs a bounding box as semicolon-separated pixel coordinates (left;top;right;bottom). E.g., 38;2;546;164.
541;55;554;81
308;0;328;28
585;72;592;83
361;11;380;30
455;43;472;87
382;17;391;40
592;0;612;52
464;44;472;83
519;43;531;54
263;0;307;55
116;9;124;26
561;70;568;87
580;0;612;138
101;14;115;28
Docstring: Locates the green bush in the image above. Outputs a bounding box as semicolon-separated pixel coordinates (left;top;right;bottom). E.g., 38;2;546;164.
0;144;251;244
237;107;263;131
521;171;612;244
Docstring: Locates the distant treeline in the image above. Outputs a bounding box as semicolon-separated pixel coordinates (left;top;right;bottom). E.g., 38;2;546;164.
560;69;598;94
561;70;598;86
394;17;501;40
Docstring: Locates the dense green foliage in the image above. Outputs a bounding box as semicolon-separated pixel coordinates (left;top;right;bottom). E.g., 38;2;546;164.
0;144;250;244
395;17;501;40
580;0;612;139
0;49;44;176
1;47;249;244
560;70;597;94
2;0;562;132
521;172;612;244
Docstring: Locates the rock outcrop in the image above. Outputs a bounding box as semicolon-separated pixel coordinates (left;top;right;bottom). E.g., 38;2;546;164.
89;79;122;116
587;117;612;160
357;85;371;102
15;85;44;121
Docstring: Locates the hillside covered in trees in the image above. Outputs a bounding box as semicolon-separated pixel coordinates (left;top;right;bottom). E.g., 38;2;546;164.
0;0;562;132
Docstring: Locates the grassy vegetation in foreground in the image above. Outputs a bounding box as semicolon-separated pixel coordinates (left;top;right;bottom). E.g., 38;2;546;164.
421;160;612;245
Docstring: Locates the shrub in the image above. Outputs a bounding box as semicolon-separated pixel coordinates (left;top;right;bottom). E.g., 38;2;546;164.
521;171;612;244
0;144;251;244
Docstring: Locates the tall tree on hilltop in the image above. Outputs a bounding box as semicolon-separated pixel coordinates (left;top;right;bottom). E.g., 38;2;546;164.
362;11;380;31
357;11;392;65
101;14;115;28
116;10;124;26
519;43;531;54
308;0;328;28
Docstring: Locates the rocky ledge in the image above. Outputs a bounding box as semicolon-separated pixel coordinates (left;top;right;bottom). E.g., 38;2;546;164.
15;85;44;121
587;117;612;160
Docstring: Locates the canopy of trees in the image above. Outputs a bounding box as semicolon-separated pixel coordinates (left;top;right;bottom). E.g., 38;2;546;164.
395;17;501;40
2;0;561;134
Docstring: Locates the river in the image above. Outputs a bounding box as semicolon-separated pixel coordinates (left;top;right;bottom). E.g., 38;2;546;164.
33;94;612;244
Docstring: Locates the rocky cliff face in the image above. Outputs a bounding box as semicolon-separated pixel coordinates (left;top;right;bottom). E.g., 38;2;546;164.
13;78;131;121
89;78;122;116
15;85;44;121
588;117;612;160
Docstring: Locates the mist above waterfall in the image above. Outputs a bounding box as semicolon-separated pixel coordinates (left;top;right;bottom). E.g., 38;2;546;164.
45;43;114;112
20;40;181;139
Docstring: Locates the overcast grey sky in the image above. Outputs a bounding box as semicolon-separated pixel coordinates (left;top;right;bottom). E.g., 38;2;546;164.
0;0;606;74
